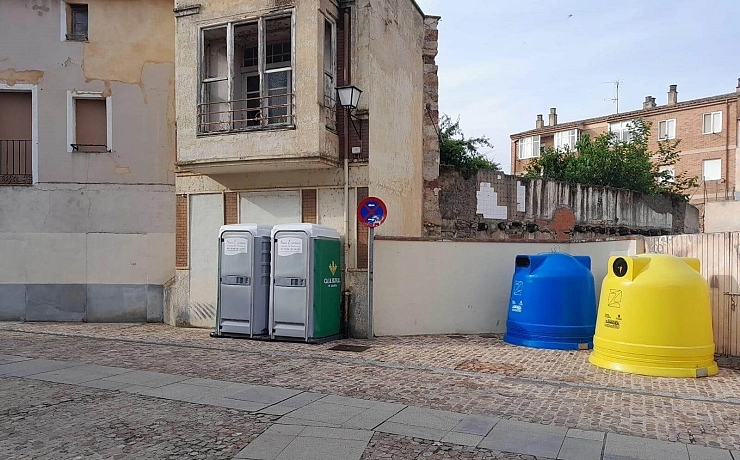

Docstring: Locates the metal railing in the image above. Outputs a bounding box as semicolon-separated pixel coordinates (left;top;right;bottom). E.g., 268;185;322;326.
197;93;294;134
0;140;32;185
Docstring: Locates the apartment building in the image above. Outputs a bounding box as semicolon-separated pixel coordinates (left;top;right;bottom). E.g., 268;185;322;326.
169;0;441;334
510;82;740;206
0;0;175;321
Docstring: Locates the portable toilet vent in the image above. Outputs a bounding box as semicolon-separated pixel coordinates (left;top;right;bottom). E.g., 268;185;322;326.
589;254;718;378
215;224;272;338
270;224;342;343
504;253;597;350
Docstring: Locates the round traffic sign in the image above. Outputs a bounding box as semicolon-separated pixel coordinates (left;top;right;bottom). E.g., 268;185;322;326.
357;196;387;228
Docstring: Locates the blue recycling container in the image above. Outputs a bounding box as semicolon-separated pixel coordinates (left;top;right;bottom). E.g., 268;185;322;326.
504;253;597;350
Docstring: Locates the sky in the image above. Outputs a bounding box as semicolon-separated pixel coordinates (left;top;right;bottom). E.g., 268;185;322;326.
413;0;740;173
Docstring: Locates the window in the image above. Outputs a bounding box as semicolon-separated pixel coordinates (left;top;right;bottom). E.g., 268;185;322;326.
702;159;722;181
658;165;675;184
702;111;722;134
554;129;579;150
323;19;337;130
609;120;634;142
0;91;33;184
658;119;676;140
67;92;111;153
199;14;294;134
518;135;541;159
66;4;88;41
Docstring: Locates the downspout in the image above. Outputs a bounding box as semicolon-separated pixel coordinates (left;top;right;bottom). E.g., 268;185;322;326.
725;98;731;200
342;6;352;336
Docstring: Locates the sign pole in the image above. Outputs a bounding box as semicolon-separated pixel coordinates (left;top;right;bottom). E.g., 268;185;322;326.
368;227;374;339
356;195;386;341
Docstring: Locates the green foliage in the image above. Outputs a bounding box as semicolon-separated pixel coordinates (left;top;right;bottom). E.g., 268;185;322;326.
524;118;698;199
439;115;500;171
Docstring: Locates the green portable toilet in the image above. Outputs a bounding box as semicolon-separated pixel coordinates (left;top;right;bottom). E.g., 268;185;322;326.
270;224;342;343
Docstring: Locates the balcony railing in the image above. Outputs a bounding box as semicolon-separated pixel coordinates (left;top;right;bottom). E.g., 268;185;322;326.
197;93;295;134
0;140;32;185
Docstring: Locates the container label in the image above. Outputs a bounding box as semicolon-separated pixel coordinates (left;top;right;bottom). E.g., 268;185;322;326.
277;237;303;256
512;281;523;296
604;313;621;329
511;300;523;313
223;237;248;256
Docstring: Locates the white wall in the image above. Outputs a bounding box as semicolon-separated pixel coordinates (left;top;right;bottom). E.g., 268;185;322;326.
187;194;223;328
704;201;740;232
373;238;643;336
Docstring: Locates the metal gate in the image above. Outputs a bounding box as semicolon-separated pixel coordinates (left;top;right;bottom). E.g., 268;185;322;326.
645;233;740;356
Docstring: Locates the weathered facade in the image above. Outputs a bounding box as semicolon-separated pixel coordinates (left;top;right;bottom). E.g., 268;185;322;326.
170;0;440;335
438;167;699;242
510;82;740;207
0;0;176;321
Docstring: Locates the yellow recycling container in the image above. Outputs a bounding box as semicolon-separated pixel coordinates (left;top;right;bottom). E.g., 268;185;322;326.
589;254;718;378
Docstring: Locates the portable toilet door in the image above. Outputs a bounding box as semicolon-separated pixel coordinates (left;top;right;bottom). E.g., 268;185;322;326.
270;224;342;342
216;224;272;338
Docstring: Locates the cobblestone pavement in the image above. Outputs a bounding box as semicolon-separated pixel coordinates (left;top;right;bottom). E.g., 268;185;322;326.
359;433;553;460
1;323;740;451
1;376;275;460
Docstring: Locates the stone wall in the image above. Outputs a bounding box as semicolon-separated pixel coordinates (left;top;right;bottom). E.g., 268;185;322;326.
436;167;699;241
421;15;441;237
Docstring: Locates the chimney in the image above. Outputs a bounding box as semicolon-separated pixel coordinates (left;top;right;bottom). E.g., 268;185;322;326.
536;114;544;129
642;96;656;110
548;108;557;126
736;78;740;94
668;85;678;106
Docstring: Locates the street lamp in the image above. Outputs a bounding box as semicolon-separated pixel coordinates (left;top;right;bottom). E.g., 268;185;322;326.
336;85;363;141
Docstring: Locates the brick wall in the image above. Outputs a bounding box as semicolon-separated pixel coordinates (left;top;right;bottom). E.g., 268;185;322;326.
175;194;188;268
510;95;738;202
301;189;317;223
421;15;442;236
356;187;369;268
224;192;238;225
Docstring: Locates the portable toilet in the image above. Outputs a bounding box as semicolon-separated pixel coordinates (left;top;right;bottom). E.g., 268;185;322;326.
214;224;272;338
270;224;342;343
589;254;718;378
504;253;597;350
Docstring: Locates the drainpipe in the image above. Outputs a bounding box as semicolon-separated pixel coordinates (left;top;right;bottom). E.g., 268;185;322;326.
342;6;352;336
725;98;730;200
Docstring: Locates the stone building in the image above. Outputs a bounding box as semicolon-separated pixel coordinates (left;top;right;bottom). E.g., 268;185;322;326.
169;0;441;335
0;0;176;321
510;82;740;207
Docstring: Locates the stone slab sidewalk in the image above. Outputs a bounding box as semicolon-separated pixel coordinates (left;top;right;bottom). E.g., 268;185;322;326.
1;353;736;460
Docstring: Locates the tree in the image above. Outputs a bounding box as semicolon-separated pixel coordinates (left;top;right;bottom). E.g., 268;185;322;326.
439;115;500;171
524;118;698;198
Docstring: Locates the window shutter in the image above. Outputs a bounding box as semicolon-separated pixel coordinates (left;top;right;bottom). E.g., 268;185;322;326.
713;112;722;133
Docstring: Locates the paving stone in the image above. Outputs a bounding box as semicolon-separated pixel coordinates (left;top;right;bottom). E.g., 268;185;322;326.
320;394;380;408
732;450;740;460
282;401;366;425
179;377;235;389
276;416;340;428
260;392;326;416
452;414;500;436
275;436;368;460
558;436;604;460
604;433;689;460
480;419;567;459
387;406;465;431
441;431;484;447
566;428;606;441
26;364;129;384
100;370;189;388
0;354;31;364
342;403;406;430
374;420;448;441
228;384;301;405
300;426;373;442
235;424;305;460
77;378;136;391
687;444;734;460
0;358;81;377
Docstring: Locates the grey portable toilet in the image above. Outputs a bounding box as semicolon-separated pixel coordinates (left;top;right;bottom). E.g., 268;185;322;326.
270;224;342;342
215;224;272;338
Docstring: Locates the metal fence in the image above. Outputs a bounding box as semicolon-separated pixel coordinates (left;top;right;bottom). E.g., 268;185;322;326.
646;232;740;356
0;140;32;185
197;93;294;134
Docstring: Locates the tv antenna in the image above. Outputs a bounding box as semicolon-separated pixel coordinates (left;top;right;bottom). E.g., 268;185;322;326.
603;80;622;114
